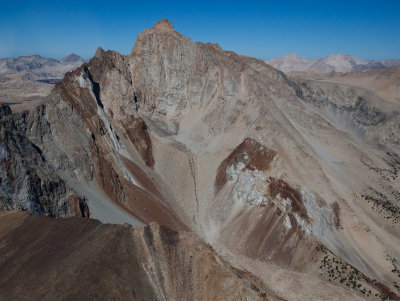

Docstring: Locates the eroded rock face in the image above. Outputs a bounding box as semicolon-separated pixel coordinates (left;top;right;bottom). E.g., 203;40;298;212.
0;105;89;217
213;138;339;270
215;138;277;192
58;51;186;231
2;48;186;230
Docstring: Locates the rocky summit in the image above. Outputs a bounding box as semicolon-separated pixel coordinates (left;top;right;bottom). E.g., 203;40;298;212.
1;19;400;300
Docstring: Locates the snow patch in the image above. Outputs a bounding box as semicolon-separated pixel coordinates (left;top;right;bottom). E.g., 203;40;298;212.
96;106;120;151
77;73;89;88
284;215;292;229
281;197;292;209
76;70;142;189
294;212;311;235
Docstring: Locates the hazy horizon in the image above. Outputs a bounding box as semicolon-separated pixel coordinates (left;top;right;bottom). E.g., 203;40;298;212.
2;51;400;63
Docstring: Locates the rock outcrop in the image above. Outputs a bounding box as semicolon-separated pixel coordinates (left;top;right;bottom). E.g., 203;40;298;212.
0;105;89;217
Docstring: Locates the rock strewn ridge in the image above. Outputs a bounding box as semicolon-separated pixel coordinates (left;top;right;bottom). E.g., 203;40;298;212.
0;210;283;301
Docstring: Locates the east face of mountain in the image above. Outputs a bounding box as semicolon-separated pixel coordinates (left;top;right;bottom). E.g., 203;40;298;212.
1;18;400;300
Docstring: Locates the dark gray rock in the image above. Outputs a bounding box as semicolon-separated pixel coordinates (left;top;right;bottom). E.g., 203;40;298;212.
0;104;89;217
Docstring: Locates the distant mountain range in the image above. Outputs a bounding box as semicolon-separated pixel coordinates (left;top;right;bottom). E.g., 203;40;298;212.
266;53;400;73
0;54;86;80
0;54;86;108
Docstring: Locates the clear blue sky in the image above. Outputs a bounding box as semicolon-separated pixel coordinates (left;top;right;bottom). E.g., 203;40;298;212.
1;0;399;61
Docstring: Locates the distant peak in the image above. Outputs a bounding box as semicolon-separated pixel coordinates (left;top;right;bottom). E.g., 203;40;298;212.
66;53;79;58
285;53;299;58
154;18;174;30
326;53;350;59
61;53;84;64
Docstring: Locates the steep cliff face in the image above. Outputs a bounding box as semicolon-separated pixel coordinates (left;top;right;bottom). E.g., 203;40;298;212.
1;18;400;300
6;48;186;230
0;105;88;217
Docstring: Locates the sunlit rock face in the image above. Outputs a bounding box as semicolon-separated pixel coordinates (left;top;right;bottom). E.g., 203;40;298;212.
1;18;399;300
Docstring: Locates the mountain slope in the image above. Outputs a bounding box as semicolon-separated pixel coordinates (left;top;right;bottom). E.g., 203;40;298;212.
329;66;400;103
0;210;286;301
1;18;400;300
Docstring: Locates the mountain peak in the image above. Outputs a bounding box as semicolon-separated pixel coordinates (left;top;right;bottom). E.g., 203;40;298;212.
95;47;105;58
61;53;85;64
266;53;313;73
154;18;174;31
285;53;300;58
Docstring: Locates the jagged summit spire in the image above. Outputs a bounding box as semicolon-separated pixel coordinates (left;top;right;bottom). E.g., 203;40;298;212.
154;18;174;31
95;47;105;58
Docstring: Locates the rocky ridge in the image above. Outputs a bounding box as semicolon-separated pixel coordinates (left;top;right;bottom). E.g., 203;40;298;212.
1;18;400;300
0;210;284;301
